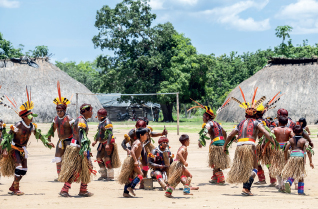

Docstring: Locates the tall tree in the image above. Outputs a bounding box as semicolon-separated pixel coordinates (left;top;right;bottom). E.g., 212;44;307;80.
275;25;293;44
93;0;211;121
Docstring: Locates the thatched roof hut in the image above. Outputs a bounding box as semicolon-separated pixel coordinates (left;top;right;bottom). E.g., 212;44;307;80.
217;57;318;124
0;58;103;123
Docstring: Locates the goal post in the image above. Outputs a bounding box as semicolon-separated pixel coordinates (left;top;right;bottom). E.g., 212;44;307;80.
75;92;180;135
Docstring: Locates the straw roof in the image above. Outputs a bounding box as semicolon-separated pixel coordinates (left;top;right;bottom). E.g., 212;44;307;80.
217;59;318;124
0;58;103;123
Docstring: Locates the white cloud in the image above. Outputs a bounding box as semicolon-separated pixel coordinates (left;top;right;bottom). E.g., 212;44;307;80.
149;0;165;10
276;0;318;34
61;57;69;62
195;0;270;31
175;0;199;6
0;0;20;8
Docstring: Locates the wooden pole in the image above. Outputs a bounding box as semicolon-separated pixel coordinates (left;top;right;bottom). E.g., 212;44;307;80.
177;92;179;135
76;93;78;117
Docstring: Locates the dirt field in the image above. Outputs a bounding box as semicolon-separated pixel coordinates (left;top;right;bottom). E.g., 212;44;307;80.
1;123;318;209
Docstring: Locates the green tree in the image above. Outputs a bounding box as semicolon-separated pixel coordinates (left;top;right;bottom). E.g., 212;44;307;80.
0;32;24;59
32;45;49;58
93;0;211;121
55;60;104;93
275;25;293;44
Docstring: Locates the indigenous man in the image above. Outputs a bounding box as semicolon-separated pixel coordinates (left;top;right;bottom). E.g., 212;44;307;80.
58;104;94;197
165;134;197;197
0;88;54;195
282;125;314;195
0;119;6;158
148;136;173;190
121;119;167;188
118;128;148;198
270;116;294;192
224;87;275;196
92;108;121;180
47;81;75;181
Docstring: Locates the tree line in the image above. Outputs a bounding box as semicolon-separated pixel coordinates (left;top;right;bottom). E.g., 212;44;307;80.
1;0;318;121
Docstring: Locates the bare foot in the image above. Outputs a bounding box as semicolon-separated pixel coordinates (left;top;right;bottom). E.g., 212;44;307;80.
127;187;136;196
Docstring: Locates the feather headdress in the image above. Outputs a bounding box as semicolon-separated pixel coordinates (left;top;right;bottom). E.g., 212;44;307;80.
264;91;284;111
231;86;266;116
18;86;37;117
187;98;217;119
53;81;71;107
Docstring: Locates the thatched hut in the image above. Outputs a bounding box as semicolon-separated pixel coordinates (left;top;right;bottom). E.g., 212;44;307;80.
0;58;103;123
217;57;318;124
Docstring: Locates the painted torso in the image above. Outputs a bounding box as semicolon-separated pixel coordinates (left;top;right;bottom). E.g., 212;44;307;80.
54;114;73;139
206;120;223;140
237;118;260;140
96;118;112;143
72;115;88;142
12;121;34;147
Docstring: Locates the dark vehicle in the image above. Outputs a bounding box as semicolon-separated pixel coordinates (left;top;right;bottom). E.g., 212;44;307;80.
117;110;131;121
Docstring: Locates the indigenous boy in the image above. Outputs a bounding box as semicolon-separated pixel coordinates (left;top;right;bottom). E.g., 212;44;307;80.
0;92;54;195
165;134;197;197
118;128;148;197
282;125;314;195
148;136;173;190
198;108;229;184
58;104;94;197
48;82;74;181
270;116;294;192
121;119;167;188
92;108;121;180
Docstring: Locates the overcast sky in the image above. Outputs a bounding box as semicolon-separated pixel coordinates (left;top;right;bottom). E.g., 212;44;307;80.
1;0;318;63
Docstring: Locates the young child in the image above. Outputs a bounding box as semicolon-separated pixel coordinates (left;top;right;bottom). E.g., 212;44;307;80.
165;134;197;197
282;125;314;195
118;128;148;197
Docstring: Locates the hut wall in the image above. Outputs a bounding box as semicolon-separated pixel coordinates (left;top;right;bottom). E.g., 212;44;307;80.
0;59;103;123
217;62;318;124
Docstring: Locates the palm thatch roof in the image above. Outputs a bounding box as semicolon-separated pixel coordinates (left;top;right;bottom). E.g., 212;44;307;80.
0;58;103;123
217;58;318;124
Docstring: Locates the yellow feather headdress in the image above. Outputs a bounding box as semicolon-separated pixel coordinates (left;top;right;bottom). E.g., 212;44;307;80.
53;81;71;107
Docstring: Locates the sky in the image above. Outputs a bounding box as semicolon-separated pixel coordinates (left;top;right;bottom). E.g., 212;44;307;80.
0;0;318;64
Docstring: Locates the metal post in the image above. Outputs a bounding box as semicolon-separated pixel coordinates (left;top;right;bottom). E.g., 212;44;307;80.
76;93;78;117
177;92;179;135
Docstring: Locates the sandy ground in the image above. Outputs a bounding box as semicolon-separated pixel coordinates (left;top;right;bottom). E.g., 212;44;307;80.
1;123;318;209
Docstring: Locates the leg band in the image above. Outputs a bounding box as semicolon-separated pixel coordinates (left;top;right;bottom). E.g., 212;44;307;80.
105;160;111;165
298;182;304;194
138;174;143;181
142;166;149;171
55;157;62;163
287;177;294;186
156;174;163;180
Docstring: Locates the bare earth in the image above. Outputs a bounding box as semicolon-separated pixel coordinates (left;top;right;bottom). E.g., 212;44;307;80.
0;123;318;209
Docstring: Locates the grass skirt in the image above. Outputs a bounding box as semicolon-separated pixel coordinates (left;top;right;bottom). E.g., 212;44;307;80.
209;145;231;170
167;161;184;188
0;150;15;177
258;145;275;165
227;145;254;184
111;143;121;168
58;145;91;184
269;149;285;177
118;156;135;185
281;156;306;181
145;142;155;154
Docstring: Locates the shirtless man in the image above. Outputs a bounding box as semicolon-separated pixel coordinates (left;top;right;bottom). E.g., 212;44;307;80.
166;134;196;197
48;104;74;181
282;125;314;194
271;116;294;191
1;99;54;195
118;128;148;197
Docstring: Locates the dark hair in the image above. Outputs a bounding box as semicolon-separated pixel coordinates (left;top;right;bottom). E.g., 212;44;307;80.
0;119;3;122
179;134;189;144
56;104;66;110
298;118;307;128
97;108;107;117
80;103;92;114
293;125;303;135
136;119;147;128
136;128;148;139
278;115;288;126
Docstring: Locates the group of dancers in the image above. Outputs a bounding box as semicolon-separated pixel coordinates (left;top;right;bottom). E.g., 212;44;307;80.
0;83;315;198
